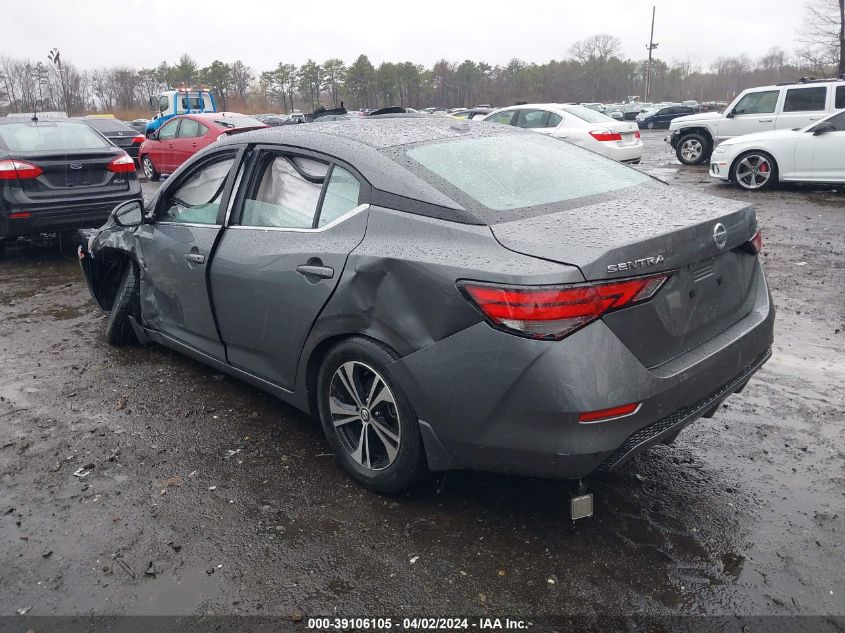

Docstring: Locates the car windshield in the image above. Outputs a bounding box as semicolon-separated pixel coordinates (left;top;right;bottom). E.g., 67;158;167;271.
0;121;112;152
561;106;616;123
213;116;264;129
404;132;648;212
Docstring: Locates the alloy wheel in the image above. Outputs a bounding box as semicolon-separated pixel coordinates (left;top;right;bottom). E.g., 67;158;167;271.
680;138;703;162
329;361;401;471
142;157;154;179
735;154;772;189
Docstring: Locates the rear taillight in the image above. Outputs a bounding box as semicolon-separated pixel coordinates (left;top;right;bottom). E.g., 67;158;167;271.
131;135;146;144
459;272;670;340
0;159;43;181
107;153;136;173
634;130;641;139
589;130;623;142
748;229;763;254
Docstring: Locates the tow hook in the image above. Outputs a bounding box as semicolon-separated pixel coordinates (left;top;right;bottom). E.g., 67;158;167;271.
570;479;593;522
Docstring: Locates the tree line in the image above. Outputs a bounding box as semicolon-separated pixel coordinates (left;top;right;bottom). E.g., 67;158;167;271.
0;1;841;118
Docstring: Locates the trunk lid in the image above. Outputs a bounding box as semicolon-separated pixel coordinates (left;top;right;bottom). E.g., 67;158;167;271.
489;181;760;367
14;149;130;199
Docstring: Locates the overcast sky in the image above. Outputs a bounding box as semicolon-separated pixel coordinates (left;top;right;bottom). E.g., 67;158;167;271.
7;0;806;71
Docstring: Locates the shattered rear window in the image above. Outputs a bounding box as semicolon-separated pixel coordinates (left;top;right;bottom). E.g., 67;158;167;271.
405;133;648;211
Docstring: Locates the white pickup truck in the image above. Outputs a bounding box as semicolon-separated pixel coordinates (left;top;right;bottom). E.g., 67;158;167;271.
666;78;845;165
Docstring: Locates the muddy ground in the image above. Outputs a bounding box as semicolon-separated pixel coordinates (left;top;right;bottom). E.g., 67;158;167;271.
0;131;842;624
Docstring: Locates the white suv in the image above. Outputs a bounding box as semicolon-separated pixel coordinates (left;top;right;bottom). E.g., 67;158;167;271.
666;78;845;165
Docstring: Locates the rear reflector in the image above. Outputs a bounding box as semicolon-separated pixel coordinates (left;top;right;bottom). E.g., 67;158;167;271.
579;402;641;423
107;153;136;173
459;272;670;340
0;159;43;181
8;211;32;219
589;130;623;142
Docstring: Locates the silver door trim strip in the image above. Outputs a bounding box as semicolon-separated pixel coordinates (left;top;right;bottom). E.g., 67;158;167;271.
226;204;370;234
156;221;222;229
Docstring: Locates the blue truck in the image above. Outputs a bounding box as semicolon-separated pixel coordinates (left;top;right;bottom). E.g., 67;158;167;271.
145;89;217;135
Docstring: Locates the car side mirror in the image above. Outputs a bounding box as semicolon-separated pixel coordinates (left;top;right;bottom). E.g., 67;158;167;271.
112;200;145;227
146;130;158;140
813;122;835;135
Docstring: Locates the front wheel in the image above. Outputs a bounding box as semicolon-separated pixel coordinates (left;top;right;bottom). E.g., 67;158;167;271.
105;262;140;346
646;121;655;129
730;151;778;191
141;155;160;182
675;133;711;165
316;337;427;493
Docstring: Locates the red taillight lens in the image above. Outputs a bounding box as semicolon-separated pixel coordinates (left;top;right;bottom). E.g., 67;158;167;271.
749;229;763;254
589;130;623;142
8;211;32;219
579;402;641;423
459;272;670;340
131;135;146;144
107;153;136;173
0;159;43;181
634;130;641;139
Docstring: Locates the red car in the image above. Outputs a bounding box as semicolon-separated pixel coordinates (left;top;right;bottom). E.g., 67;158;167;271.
139;112;266;181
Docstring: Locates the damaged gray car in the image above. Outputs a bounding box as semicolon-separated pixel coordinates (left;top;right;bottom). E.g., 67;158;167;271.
79;117;774;494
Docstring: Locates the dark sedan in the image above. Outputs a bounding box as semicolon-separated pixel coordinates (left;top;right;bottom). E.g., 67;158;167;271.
0;118;141;255
80;117;146;163
78;118;773;496
637;105;696;129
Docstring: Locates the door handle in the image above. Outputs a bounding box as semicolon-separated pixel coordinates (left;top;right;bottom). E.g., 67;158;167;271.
758;119;773;123
808;115;823;120
296;264;334;279
183;253;205;264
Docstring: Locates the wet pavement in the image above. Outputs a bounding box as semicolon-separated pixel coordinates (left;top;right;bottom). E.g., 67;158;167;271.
0;131;842;621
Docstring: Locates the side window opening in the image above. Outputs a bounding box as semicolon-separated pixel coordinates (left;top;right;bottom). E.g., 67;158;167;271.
733;90;779;115
160;156;235;224
783;87;828;113
240;154;328;229
834;85;845;110
319;167;362;227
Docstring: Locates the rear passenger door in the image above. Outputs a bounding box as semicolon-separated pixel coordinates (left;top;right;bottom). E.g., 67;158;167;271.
172;117;207;169
209;147;369;390
776;85;828;130
514;109;560;135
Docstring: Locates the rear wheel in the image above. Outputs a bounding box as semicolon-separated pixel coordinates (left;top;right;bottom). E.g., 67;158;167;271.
646;120;656;129
316;337;427;493
141;155;160;182
675;133;710;165
105;262;140;346
730;151;778;191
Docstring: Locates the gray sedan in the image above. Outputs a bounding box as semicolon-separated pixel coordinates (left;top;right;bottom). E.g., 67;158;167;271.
79;117;774;493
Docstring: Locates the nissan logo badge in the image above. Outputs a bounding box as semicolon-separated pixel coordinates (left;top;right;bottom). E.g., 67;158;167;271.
713;223;727;249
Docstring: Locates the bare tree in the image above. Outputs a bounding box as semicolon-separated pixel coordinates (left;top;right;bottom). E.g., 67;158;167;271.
797;0;844;74
569;34;622;100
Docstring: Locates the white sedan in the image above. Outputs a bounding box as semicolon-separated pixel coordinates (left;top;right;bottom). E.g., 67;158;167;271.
709;110;845;191
481;104;643;163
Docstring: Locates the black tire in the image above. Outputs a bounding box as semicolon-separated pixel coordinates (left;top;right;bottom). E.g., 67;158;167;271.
105;262;140;346
675;132;711;165
730;150;778;192
0;239;6;259
141;155;160;182
316;337;427;493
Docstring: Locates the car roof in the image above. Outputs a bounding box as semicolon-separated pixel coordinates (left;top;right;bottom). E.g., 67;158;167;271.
215;117;530;222
0;117;87;126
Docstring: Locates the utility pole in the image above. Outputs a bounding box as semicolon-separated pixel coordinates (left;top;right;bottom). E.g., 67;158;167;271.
644;6;658;101
48;48;70;116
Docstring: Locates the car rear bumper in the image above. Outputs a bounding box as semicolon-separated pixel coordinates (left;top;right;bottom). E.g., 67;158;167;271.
597;142;644;163
395;261;775;479
0;190;141;239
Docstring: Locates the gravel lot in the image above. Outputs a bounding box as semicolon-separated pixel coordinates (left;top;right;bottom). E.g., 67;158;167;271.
0;131;842;624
